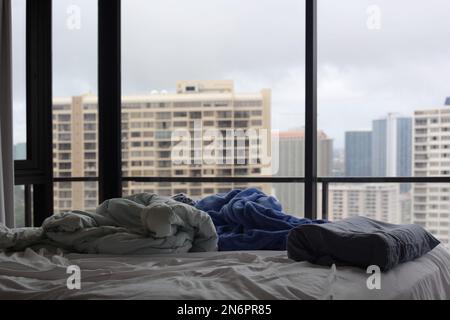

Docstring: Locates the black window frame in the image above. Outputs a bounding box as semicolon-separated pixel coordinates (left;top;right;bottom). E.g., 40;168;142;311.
17;0;450;226
14;0;53;227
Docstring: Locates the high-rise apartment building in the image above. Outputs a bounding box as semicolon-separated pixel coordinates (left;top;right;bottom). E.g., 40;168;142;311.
273;130;333;216
52;80;272;213
345;131;372;177
372;114;412;180
413;105;450;246
321;184;400;223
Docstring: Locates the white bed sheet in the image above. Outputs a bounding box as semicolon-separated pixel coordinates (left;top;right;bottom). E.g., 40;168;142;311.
1;245;449;300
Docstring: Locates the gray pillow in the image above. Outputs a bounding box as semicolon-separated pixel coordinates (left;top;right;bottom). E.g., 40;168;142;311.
287;216;441;272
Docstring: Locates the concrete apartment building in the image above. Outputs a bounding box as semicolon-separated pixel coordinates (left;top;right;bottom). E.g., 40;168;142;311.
273;130;333;216
413;100;450;246
319;184;401;223
52;80;272;213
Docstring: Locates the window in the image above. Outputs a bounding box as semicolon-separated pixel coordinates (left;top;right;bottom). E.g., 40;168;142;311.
85;133;96;141
12;0;26;160
14;186;26;227
121;0;306;205
318;0;450;179
315;0;450;245
18;1;450;236
84;113;96;121
52;0;98;212
54;182;98;214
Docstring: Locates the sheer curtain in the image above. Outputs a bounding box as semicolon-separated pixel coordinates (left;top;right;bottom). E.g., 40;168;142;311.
0;0;14;228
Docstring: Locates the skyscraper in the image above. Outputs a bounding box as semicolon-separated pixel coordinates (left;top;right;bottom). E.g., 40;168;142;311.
372;114;412;179
413;104;450;246
52;81;272;213
345;131;372;177
273;130;333;216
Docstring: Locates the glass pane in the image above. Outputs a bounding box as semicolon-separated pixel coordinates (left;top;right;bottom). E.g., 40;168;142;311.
122;182;304;218
52;0;98;184
14;186;26;227
122;0;306;192
54;182;99;214
318;0;450;178
12;0;27;160
53;0;98;96
320;183;450;247
271;183;305;217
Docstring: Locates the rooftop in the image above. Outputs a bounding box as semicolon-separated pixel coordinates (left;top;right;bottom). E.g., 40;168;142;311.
53;81;270;104
275;130;329;140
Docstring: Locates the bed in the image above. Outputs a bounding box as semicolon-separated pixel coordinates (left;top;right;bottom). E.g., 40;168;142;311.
1;245;449;300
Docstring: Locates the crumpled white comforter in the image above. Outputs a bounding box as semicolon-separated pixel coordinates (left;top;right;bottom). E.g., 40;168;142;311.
0;194;218;255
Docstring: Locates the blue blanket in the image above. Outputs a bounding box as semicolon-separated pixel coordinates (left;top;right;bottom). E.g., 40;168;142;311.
195;188;326;251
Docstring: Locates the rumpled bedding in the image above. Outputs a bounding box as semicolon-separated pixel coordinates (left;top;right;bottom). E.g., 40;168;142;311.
195;188;327;251
171;193;197;207
0;194;218;255
287;216;441;271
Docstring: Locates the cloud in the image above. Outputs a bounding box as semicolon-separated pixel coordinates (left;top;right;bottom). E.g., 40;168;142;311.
11;0;450;149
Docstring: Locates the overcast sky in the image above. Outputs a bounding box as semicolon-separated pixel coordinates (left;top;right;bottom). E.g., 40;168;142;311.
12;0;450;148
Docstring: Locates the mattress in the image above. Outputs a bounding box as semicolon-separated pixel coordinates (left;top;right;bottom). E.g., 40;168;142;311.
0;245;449;300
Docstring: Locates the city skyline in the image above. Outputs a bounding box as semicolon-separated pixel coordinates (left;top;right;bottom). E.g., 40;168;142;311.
13;96;450;176
13;92;450;245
